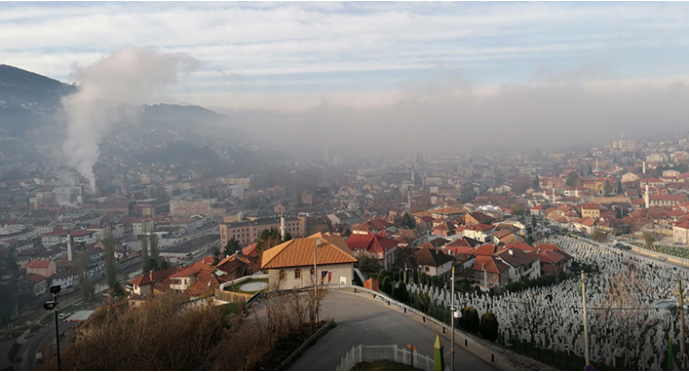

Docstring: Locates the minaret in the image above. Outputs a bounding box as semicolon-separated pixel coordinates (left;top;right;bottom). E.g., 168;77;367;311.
643;161;646;174
407;186;412;210
67;232;73;262
645;184;650;209
280;213;286;240
595;159;599;171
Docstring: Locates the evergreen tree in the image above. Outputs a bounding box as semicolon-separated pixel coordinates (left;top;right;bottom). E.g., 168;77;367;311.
533;175;540;190
224;237;241;257
604;181;613;196
399;213;416;229
394;282;410;304
617;178;624;194
149;234;160;270
461;307;480;334
76;251;94;301
140;232;150;273
102;232;118;290
566;171;580;187
480;311;499;341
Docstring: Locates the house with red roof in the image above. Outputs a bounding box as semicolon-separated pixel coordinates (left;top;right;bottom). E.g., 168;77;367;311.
351;219;394;235
495;248;541;282
674;221;689;245
472;256;510;292
25;274;47;296
128;267;183;297
346;233;399;270
26;259;56;278
462;224;496;243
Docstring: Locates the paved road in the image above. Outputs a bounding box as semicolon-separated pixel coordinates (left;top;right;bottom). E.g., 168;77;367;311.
288;290;499;371
16;321;71;370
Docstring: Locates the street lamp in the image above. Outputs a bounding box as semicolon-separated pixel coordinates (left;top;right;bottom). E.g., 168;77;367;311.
450;266;457;370
44;285;61;371
313;238;322;324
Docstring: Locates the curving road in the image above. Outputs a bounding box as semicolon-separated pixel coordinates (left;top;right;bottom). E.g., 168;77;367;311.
288;290;502;371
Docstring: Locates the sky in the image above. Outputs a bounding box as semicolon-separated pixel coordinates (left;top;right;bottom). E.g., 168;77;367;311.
3;1;689;154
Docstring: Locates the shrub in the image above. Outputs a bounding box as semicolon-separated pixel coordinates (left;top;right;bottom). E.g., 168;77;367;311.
480;311;499;341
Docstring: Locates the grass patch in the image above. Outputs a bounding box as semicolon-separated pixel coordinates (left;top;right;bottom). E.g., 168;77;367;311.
351;361;422;371
227;278;269;294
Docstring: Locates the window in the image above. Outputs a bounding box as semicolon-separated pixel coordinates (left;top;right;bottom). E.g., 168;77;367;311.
295;269;301;279
279;270;286;280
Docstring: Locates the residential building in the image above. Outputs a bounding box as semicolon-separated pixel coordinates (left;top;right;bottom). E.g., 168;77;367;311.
26;260;56;278
346;234;399;270
261;232;358;290
674;221;689;245
412;248;454;278
472;256;510;292
462;224;496;243
580;203;601;219
495;248;541;282
26;274;47;296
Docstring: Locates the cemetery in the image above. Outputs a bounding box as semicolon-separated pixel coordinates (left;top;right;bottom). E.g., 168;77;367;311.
403;236;689;370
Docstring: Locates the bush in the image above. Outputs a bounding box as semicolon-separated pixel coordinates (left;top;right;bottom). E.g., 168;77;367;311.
480;311;499;341
460;307;480;334
394;282;410;304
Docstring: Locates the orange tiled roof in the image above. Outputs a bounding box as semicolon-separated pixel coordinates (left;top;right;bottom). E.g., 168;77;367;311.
261;232;357;269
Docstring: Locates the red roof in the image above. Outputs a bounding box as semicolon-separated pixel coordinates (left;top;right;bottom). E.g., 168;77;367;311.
26;260;52;269
473;256;510;274
472;243;500;256
346;234;398;253
26;273;47;283
466;224;494;232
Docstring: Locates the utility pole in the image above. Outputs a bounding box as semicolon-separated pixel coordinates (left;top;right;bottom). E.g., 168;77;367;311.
450;267;455;370
313;238;321;324
679;280;687;370
581;271;590;366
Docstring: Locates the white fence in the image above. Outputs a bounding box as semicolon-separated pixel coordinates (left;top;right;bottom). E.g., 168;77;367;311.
335;344;445;371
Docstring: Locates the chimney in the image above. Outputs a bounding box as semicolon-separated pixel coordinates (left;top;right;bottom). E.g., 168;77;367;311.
645;184;650;209
280;214;286;241
509;249;514;256
67;231;73;262
150;270;154;282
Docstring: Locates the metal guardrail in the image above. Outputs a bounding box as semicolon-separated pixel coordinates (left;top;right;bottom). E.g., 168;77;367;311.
276;319;335;370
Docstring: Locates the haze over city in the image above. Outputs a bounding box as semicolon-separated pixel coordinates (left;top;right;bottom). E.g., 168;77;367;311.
3;2;689;155
4;2;689;372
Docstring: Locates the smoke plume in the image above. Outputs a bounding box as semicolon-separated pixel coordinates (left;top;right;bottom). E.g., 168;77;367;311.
61;47;198;191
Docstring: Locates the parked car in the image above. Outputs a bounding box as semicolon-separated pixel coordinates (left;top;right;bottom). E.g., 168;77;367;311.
35;352;43;364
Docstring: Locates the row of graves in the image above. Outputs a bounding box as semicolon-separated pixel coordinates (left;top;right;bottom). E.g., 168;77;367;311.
406;235;689;370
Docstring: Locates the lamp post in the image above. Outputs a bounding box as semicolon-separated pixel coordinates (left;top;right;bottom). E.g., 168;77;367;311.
450;266;457;370
313;238;322;324
44;285;61;371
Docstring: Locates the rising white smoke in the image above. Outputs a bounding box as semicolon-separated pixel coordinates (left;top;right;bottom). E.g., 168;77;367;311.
61;47;198;191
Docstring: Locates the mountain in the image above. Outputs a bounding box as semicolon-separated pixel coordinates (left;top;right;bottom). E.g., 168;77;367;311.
0;65;239;141
0;64;76;135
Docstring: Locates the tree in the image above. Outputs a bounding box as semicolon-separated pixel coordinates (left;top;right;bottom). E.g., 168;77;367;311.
381;276;393;296
224;237;241;257
211;245;221;265
358;255;382;277
256;227;283;255
76;251;94;301
480;311;499;341
586;165;593;176
102;233;118;291
399;213;416;229
394;282;410;304
566;171;581;187
460;307;480;334
643;232;654;249
592;230;607;242
149;233;160;270
139;233;150;273
604;181;613;196
533;175;540;190
617;178;624;194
